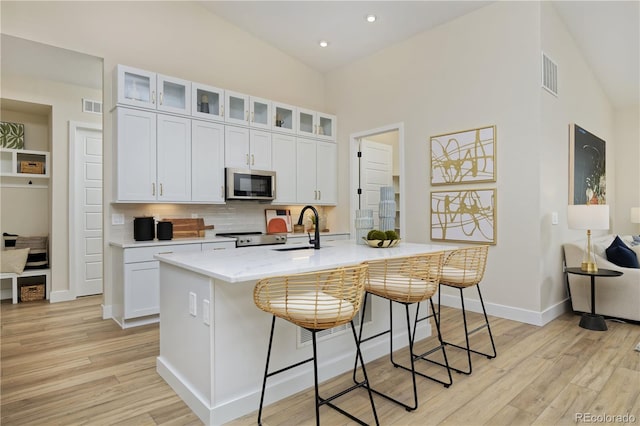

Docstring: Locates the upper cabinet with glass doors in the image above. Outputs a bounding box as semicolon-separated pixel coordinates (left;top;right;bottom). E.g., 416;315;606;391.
297;107;336;141
191;82;225;122
224;91;272;130
271;102;297;135
114;65;191;115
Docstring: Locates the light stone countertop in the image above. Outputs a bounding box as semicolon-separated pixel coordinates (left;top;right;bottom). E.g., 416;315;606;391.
155;239;457;283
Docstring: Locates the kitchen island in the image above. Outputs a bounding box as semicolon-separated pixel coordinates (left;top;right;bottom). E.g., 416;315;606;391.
155;239;454;425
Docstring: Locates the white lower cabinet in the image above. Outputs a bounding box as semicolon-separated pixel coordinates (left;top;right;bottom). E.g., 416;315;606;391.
296;137;337;205
111;241;234;328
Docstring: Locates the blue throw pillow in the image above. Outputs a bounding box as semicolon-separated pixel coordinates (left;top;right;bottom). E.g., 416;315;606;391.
605;236;640;268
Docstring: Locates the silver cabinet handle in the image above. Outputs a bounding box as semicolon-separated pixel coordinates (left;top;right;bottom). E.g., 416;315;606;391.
245;110;249;121
246;154;249;165
318;190;321;200
159;92;164;105
251;111;255;122
160;183;163;196
221;105;224;117
151;91;156;104
152;182;155;196
221;185;224;198
251;154;255;166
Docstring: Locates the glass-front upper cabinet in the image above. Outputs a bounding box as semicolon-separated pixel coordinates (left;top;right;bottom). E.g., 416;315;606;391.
191;82;225;122
297;108;336;141
249;96;271;130
114;65;190;115
272;102;296;134
225;91;249;126
157;75;190;115
115;65;157;109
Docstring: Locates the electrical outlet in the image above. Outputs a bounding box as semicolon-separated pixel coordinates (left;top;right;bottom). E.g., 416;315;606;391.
203;299;210;325
111;213;125;225
189;292;197;317
191;213;198;218
551;212;559;225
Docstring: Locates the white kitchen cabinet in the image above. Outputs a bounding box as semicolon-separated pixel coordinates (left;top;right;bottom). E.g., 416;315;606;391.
297;108;336;141
296;137;337;205
115;107;157;201
112;242;207;328
0;148;50;187
192;120;225;203
272;102;297;134
224;91;271;129
114;65;190;115
192;82;225;122
157;114;191;201
115;107;190;202
224;126;272;170
271;133;297;204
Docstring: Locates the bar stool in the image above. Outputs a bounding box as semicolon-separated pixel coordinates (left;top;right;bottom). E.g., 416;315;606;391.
354;252;452;412
253;264;378;426
435;245;496;375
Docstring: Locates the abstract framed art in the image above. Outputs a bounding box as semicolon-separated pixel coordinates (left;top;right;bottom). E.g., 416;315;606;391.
569;123;606;205
430;188;496;244
430;125;496;185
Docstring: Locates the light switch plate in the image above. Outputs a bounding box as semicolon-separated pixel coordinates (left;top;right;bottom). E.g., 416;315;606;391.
203;299;210;325
551;212;559;225
189;292;197;317
111;213;125;225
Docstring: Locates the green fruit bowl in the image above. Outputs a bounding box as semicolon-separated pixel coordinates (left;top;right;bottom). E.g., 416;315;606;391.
363;238;401;248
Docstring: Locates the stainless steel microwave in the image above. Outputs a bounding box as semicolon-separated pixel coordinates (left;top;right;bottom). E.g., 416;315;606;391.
225;168;276;201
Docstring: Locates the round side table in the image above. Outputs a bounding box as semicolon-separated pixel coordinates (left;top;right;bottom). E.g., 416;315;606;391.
565;267;623;331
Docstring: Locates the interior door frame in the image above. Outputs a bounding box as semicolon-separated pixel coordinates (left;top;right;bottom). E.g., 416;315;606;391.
349;122;405;239
69;121;103;299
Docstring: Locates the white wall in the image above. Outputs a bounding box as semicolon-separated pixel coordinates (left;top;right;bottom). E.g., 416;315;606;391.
327;2;543;316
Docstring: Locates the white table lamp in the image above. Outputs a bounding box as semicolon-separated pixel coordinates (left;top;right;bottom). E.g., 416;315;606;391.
567;204;609;272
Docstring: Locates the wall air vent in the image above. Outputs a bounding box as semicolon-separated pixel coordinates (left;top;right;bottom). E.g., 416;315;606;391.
82;98;102;114
541;52;558;97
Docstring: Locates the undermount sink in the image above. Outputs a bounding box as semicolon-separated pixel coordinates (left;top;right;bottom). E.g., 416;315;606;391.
272;246;316;252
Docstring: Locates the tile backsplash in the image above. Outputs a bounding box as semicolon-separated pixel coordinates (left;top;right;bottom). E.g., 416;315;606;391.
110;202;333;239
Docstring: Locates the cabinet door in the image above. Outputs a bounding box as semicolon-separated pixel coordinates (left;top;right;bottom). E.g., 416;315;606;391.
297;107;316;138
116;108;157;201
249;129;272;170
115;65;156;109
192;120;225;203
225;125;250;169
316;112;336;141
296;137;317;204
225;90;249;126
272;102;297;134
157;74;191;115
271;133;297;203
157;114;191;201
192;83;224;122
124;261;159;319
315;141;337;205
249;96;271;129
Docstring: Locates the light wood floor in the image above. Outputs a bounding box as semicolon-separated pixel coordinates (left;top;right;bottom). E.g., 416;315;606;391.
1;295;638;425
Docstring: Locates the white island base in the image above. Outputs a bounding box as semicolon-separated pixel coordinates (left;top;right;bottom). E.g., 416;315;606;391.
155;240;453;425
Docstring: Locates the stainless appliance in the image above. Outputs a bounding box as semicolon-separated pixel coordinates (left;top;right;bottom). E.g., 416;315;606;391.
225;168;276;201
217;231;287;247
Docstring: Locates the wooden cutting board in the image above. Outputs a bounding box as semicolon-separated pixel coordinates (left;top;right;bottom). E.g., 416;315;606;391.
163;218;214;238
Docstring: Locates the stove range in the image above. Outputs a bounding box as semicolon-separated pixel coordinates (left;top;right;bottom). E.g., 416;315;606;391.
217;231;287;247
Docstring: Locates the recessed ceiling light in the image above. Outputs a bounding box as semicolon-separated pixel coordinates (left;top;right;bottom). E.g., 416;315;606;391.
319;40;329;48
366;14;377;23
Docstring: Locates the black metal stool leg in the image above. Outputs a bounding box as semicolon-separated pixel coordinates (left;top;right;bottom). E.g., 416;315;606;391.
258;315;277;426
477;286;497;359
311;331;321;426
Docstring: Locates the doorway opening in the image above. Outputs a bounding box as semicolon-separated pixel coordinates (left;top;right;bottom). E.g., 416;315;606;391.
349;123;405;238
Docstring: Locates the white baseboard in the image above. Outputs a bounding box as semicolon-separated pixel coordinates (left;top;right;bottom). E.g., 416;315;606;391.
438;293;570;326
49;289;74;303
102;304;112;320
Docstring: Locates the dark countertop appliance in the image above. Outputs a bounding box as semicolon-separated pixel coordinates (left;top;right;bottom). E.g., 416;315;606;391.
217;232;287;248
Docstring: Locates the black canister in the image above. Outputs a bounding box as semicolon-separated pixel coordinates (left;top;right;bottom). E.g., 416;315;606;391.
133;217;155;241
157;221;173;240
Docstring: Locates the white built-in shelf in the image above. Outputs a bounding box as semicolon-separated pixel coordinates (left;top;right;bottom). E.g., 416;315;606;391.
0;148;50;187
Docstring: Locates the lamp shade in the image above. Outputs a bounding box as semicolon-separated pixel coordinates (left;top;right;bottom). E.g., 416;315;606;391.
567;204;609;230
631;207;640;224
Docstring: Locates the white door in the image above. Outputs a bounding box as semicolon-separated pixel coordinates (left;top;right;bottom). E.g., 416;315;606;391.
70;122;103;297
361;139;392;228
